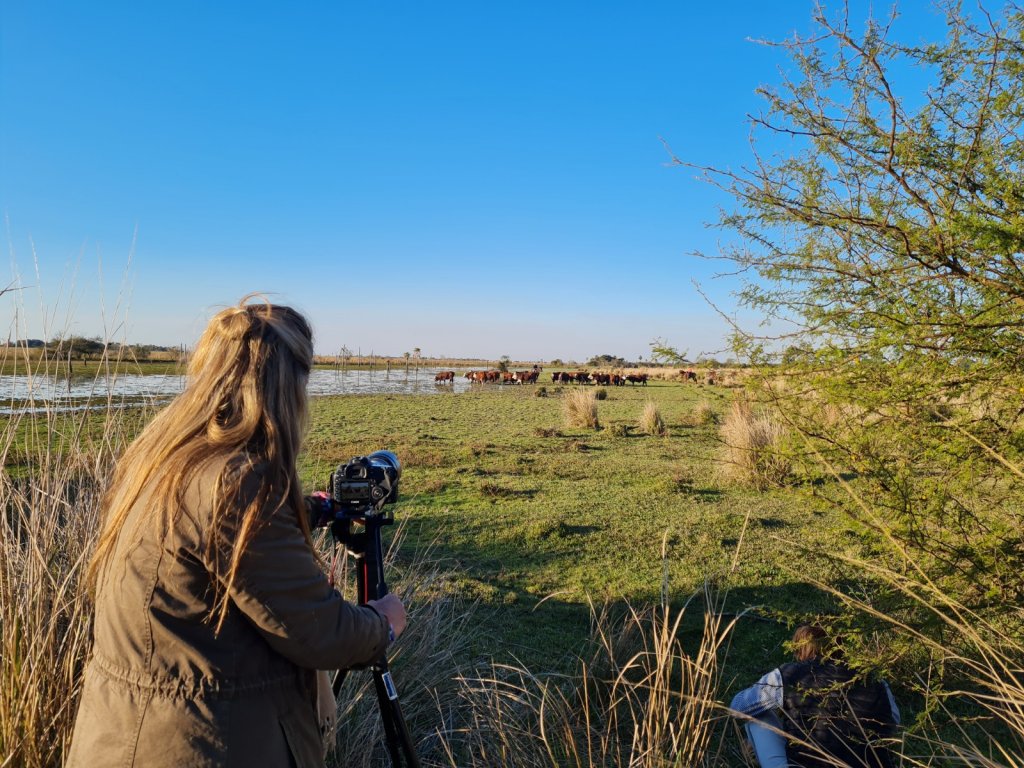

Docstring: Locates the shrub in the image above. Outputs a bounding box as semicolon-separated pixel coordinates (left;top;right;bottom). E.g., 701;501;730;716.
594;387;608;401
639;401;667;436
564;388;600;430
718;401;790;488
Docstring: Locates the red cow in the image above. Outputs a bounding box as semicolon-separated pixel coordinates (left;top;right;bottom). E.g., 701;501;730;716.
434;371;455;383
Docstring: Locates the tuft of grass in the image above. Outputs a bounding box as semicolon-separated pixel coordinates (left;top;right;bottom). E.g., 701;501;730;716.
690;399;719;426
606;423;630;437
436;587;737;768
564;388;600;430
534;386;548;398
640;400;667;436
718;401;791;489
594;387;609;401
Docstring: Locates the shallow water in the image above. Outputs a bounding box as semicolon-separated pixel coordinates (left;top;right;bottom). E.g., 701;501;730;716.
0;367;476;414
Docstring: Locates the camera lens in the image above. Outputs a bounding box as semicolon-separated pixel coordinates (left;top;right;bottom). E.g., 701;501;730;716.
367;450;401;479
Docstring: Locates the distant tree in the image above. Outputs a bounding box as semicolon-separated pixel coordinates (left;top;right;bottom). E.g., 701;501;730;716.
549;358;564;367
497;355;511;372
50;335;105;361
586;353;627;368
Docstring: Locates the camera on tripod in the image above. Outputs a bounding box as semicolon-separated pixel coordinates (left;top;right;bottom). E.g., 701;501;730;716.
307;450;401;526
303;449;418;767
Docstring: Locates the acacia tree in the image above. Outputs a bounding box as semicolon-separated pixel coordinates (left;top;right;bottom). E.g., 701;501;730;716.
684;0;1024;727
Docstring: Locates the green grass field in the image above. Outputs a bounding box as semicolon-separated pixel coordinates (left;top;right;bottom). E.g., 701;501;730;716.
299;382;851;692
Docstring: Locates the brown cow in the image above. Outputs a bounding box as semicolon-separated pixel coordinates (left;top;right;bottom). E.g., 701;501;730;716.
434;371;455;383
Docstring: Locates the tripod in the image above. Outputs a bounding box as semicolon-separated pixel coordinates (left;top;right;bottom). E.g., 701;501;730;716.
329;510;420;768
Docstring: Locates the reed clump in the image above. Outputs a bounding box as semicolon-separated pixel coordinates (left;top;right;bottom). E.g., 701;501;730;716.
690;399;719;426
437;589;736;768
0;406;133;767
564;388;600;430
640;400;667;436
718;400;791;488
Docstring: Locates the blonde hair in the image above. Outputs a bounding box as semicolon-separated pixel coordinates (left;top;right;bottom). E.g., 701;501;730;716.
87;296;314;630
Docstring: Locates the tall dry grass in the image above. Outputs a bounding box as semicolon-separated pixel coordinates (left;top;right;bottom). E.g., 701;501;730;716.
564;388;600;430
640;401;667;436
0;346;135;767
437;588;739;768
718;400;791;489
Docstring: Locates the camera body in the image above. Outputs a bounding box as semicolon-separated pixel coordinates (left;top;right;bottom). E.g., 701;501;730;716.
307;450;401;527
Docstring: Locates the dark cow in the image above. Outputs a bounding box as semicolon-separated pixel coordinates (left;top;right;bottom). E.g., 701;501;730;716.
572;371;590;384
625;374;649;386
681;369;698;383
434;370;455;383
611;374;625;386
591;372;611;386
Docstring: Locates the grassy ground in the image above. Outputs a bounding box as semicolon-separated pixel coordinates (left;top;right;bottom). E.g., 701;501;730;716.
299;382;848;691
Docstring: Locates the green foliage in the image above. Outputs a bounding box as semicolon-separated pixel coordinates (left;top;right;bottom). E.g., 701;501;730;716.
649;337;687;365
692;0;1024;704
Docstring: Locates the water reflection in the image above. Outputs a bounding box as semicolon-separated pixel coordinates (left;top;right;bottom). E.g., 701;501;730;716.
0;367;475;414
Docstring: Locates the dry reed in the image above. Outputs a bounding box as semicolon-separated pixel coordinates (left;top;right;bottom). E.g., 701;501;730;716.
640;401;667;436
690;399;719;427
437;586;739;768
718;400;791;488
564;388;600;430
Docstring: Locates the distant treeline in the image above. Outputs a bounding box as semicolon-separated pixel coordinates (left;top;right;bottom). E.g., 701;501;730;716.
2;337;183;362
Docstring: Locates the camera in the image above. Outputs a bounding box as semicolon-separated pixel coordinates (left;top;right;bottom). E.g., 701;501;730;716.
307;450;401;526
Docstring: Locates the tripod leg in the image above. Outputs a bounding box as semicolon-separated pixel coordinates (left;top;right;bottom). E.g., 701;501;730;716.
372;663;420;767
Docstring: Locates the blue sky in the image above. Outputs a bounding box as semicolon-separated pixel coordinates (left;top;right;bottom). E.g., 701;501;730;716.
0;2;949;361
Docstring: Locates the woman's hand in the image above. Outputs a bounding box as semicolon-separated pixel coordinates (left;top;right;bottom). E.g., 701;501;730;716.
366;593;407;640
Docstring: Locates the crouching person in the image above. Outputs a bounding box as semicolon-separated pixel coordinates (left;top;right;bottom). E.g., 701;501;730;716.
730;625;900;768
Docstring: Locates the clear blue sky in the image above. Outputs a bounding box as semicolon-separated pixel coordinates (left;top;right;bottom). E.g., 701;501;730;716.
0;1;948;361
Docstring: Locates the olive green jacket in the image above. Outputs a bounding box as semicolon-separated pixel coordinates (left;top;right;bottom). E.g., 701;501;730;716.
67;459;389;768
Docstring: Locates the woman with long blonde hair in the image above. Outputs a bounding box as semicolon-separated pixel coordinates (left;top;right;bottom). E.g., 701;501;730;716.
68;297;406;767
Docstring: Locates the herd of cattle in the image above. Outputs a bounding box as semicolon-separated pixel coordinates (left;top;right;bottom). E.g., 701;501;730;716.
433;368;651;386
